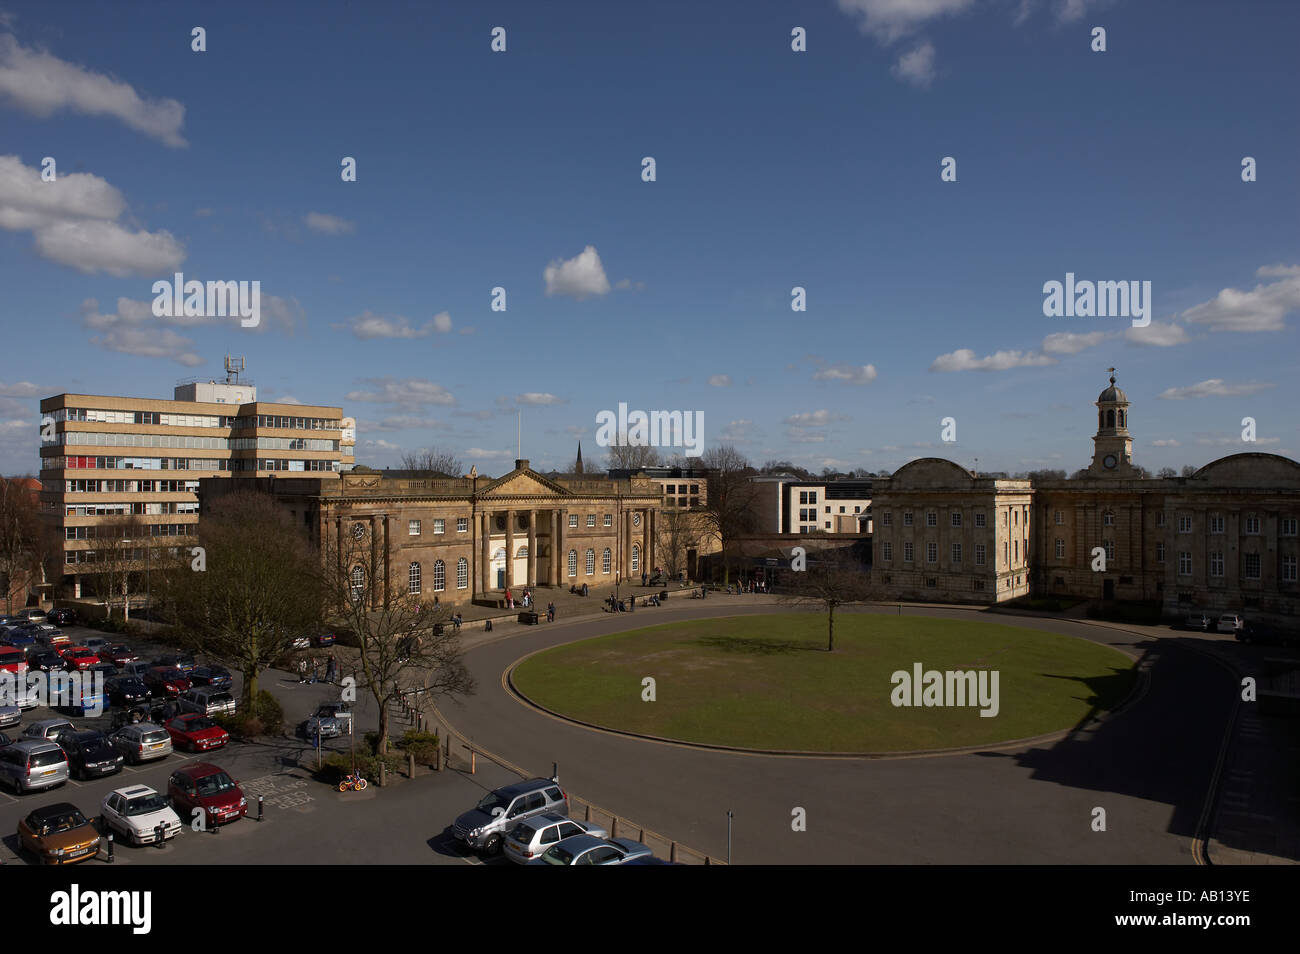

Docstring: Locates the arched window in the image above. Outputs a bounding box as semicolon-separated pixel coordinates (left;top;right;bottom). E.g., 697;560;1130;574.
408;562;421;594
1118;409;1125;427
433;559;445;592
456;557;468;589
567;549;577;577
350;566;365;601
602;547;612;573
585;548;595;575
1099;410;1104;430
516;545;529;558
493;547;506;563
1106;409;1115;428
631;543;640;573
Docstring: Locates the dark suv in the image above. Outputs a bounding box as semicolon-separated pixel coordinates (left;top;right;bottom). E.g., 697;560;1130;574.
451;777;569;855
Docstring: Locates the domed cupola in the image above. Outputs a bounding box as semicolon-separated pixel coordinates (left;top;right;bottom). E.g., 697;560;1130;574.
1089;369;1136;476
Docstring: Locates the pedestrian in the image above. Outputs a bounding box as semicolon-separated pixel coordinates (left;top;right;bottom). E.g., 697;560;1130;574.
310;657;320;684
582;582;588;597
642;571;647;587
326;653;337;683
505;588;513;609
297;658;308;683
434;594;440;607
547;602;554;622
453;612;462;632
485;618;493;632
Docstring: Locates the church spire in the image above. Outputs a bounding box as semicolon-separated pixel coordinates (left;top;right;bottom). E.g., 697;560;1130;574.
575;440;584;474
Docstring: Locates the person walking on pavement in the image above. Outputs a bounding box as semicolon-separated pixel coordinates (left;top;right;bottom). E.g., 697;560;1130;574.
310;657;320;684
505;588;513;609
326;653;337;683
297;657;308;683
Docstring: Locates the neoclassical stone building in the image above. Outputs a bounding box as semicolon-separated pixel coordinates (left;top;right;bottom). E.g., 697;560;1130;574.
870;376;1300;627
199;459;663;606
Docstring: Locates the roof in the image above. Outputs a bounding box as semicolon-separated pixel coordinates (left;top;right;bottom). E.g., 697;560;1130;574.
30;802;81;821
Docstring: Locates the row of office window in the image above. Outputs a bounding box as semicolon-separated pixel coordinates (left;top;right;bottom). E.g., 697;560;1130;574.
1171;551;1295;581
50;457;227;471
65;502;199;524
880;541;987;565
63;479;200;493
405;558;468;593
229;437;339;451
880;511;989;529
51;431;232;450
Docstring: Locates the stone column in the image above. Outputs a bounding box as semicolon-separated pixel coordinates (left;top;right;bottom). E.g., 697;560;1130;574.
557;509;566;583
480;511;491;594
642;509;650;574
383;514;391;607
504;509;514;591
527;510;537;586
625;510;634;577
549;510;558;585
369;514;381;609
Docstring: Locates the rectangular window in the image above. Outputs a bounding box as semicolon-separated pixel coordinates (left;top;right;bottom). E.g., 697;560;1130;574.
881;542;892;561
1282;518;1297;537
1283;555;1297;582
1104;540;1114;562
1178;515;1192;533
1210;515;1224;534
604;514;612;527
1156;512;1165;528
926;578;937;589
951;512;962;528
587;514;596;527
809;492;817;504
457;517;468;533
569;515;578;528
926;511;937;527
926;542;937;563
1244;553;1261;580
1178;552;1192;576
1104;511;1115;526
1210;552;1224;578
1156;542;1165;563
975;512;986;528
409;520;421;536
951;543;962;563
432;519;444;534
1054;510;1064;525
1055;539;1065;559
882;512;892;527
1014;539;1019;562
903;542;914;563
1245;516;1260;535
975;544;985;565
903;512;913;527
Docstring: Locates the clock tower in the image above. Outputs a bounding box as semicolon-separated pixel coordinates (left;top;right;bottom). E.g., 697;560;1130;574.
1089;369;1135;476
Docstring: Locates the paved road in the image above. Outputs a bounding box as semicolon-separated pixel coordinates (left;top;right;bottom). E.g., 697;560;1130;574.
437;601;1239;864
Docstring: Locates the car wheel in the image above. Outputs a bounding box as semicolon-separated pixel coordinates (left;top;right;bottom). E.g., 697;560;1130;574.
483;834;503;855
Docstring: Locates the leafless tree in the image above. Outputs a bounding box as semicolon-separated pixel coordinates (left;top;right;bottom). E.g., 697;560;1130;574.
656;507;701;580
156;490;323;706
0;477;45;613
1181;464;1198;478
605;442;662;471
778;546;872;652
91;513;147;622
700;445;759;585
321;520;474;754
399;449;464;478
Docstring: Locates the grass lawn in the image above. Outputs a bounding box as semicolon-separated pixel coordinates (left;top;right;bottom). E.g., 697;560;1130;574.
511;614;1137;752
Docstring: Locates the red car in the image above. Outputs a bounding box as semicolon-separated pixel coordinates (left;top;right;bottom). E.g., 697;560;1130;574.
164;713;228;752
57;644;90;660
0;646;26;676
143;666;191;698
167;763;247;827
62;648;100;671
99;645;137;668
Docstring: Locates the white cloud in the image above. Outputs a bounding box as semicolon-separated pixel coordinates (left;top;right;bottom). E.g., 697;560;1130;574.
432;311;453;334
785;410;848;427
718;420;756;442
930;348;1056;372
356;415;448;431
0;155;183;275
304;211;355;235
515;393;565;406
892;42;937;87
0;33;187;146
1041;331;1111;355
613;278;645;291
1126;321;1189;347
345;378;455;406
88;326;202;366
543;245;611;299
1197;435;1280;446
0;381;44;397
277;395;303;405
708;374;732;387
345;312;435;340
836;0;975;42
1158;379;1276;400
812;363;878;384
1150;439;1181;447
1180;265;1300;333
465;447;518;461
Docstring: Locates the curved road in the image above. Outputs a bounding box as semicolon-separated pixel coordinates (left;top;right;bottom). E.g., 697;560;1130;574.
437;600;1233;864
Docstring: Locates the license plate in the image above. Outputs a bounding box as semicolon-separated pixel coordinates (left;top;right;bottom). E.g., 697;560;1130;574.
148;742;162;749
40;769;54;777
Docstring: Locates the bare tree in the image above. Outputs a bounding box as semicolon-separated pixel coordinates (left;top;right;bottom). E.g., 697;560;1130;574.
156;490;323;707
91;514;147;622
778;546;871;651
656;507;701;580
605;442;662;471
0;477;44;613
1157;466;1177;478
1181;464;1197;478
399;449;464;478
700;446;759;585
322;521;474;754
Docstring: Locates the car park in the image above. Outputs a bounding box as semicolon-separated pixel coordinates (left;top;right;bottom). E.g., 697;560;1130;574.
451;777;569;855
17;802;100;864
110;723;173;763
143;666;191;698
23;718;75;741
1183;613;1211;631
188;664;232;689
167;764;248;827
101;785;182;846
55;729;124;780
119;660;151;678
535;834;654;866
177;687;236;717
503;813;610;864
100;644;138;668
164;713;229;752
105;675;151;707
0;739;70;793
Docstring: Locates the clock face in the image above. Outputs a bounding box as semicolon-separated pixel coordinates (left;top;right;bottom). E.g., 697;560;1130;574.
1103;454;1118;470
352;523;366;540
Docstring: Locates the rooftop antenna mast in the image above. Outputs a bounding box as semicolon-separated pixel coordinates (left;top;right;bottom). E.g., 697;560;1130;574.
517;408;521;460
224;355;246;385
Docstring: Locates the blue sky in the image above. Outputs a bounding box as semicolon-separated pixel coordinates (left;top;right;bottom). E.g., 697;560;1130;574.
1;0;1297;477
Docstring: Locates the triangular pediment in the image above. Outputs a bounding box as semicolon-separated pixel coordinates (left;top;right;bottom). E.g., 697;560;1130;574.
480;469;571;498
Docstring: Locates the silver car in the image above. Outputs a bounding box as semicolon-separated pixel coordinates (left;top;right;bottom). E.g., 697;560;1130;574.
177;687;236;717
0;704;20;728
535;834;654;866
451;777;569;855
0;739;69;793
23;718;76;741
504;813;609;865
305;702;353;738
110;723;173;764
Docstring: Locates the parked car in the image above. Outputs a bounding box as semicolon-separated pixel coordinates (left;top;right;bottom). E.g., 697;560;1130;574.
164;713;228;752
2;633;39;654
305;702;352;738
1216;613;1245;634
451;777;569;855
13;608;48;624
110;701;171;731
0;739;69;793
0;730;12;747
119;660;151;678
110;723;173;764
17;802;100;864
188;665;232;689
55;729;123;780
87;661;118;678
61;647;101;671
105;675;151;707
100;785;181;845
22;718;75;741
46;608;78;627
81;636;108;652
504;813;609;864
0;704;20;729
152;653;197;675
167;764;247;827
311;633;336;648
27;650;66;673
0;644;27;673
535;834;654;866
143;666;191;699
100;645;138;668
176;687;236;718
1183;613;1212;632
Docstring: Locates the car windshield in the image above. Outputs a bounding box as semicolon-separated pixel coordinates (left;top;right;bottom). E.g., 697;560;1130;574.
511;822;539;842
475;792;509;813
39;810;87;834
542;844;576;865
194;772;235;796
123;794;167;816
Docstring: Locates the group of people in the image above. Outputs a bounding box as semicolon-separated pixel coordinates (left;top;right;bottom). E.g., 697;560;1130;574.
298;653;339;684
569;582;590;597
503;588;536;609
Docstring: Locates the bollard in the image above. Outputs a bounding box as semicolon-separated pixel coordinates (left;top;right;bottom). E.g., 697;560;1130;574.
106;832;114;863
638;827;644;842
584;803;591;822
669;841;677;863
470;750;476;775
214;812;220;834
155;821;166;848
408;753;415;779
257;794;264;822
610;817;618;839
